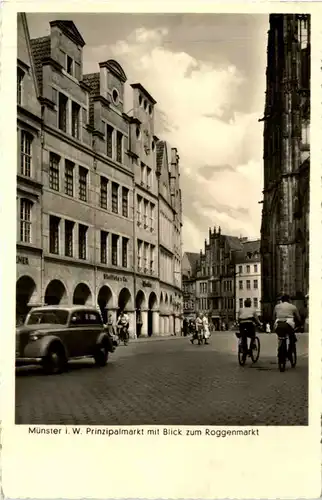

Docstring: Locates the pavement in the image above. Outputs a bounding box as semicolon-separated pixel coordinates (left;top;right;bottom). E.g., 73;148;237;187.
15;332;308;426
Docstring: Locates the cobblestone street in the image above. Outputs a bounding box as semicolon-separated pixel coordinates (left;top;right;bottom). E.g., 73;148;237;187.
15;332;308;426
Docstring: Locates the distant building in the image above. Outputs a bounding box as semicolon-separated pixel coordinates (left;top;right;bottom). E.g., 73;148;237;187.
182;228;246;330
182;252;199;319
260;14;310;321
235;240;261;320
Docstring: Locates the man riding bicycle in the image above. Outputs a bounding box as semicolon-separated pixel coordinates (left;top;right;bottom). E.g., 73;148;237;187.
238;298;262;352
117;310;130;343
273;294;301;343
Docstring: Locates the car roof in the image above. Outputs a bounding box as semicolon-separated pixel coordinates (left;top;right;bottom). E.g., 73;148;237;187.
30;305;101;313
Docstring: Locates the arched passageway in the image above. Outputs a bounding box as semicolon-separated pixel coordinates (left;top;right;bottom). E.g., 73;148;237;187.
73;283;92;306
148;292;157;337
16;276;37;324
97;285;113;323
45;279;67;306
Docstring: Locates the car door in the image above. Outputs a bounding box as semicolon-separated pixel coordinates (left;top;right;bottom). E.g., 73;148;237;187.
68;310;89;357
84;311;104;354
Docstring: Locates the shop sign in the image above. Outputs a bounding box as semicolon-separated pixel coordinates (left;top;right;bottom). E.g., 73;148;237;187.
142;280;152;288
16;255;29;265
103;273;127;283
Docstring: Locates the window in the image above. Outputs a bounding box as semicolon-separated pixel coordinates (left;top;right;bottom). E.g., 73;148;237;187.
137;195;142;223
20;131;32;177
65;160;74;197
239;265;242;274
239;298;243;308
239;280;243;290
247;298;252;306
20;199;32;243
49;216;60;254
71;102;80;139
106;125;113;158
65;220;74;257
140;162;145;185
246;265;250;273
100;231;108;264
111;234;119;266
143;200;148;226
246;280;251;290
137;240;142;269
17;68;24;105
78;224;87;260
150;245;155;273
116;131;123;163
254;264;258;273
58;92;68;132
150;203;155;230
79;167;87;202
66;55;73;76
122;237;128;268
100;177;108;210
75;61;81;81
49;153;60;191
112;182;119;214
147;167;152;189
254;298;258;308
254;279;258;289
122;187;129;217
144;243;149;270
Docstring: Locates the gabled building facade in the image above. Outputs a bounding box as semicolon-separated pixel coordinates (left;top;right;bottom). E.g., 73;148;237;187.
235;240;261;320
260;14;310;322
15;15;183;337
16;13;43;324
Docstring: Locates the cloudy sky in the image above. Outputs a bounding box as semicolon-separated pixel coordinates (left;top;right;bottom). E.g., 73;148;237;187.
27;13;268;252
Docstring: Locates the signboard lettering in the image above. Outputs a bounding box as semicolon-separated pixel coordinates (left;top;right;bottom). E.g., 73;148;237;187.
103;273;127;283
16;256;29;265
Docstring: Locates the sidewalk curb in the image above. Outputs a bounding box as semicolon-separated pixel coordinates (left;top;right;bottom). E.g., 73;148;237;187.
128;335;186;344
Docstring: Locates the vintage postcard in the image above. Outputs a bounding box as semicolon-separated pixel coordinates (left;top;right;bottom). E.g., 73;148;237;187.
0;0;321;498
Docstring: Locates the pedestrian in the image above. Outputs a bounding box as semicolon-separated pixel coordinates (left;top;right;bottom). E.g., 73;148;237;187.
191;314;202;344
202;313;210;344
265;322;271;334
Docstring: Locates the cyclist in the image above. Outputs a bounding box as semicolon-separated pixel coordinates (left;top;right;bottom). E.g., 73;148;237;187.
117;310;130;344
238;298;262;353
273;294;302;344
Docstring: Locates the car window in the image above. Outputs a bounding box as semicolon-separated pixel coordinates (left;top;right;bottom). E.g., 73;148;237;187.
27;310;68;325
85;312;103;326
70;311;86;326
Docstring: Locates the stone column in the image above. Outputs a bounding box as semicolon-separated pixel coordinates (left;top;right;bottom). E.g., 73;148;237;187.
159;315;163;335
140;309;148;337
127;310;135;339
152;310;159;336
164;316;169;336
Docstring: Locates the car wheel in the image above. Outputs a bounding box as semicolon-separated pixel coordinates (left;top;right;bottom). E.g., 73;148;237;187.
43;344;66;375
94;344;108;367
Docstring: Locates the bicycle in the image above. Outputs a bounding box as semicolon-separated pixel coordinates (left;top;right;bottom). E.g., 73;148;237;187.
276;324;299;372
236;324;261;366
118;325;129;346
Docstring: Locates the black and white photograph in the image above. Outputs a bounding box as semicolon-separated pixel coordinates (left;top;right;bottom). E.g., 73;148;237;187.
14;11;310;427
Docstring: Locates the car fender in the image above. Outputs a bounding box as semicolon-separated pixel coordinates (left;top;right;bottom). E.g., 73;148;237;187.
23;335;68;359
96;332;110;348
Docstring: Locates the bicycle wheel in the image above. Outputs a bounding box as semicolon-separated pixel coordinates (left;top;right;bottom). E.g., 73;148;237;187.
288;341;297;368
278;338;286;372
238;339;247;366
250;336;260;363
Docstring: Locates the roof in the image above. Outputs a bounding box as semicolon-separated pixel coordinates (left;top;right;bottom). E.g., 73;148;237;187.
49;20;85;47
184;252;200;273
130;83;157;105
30;35;51;92
225;235;243;251
234;239;260;264
82;72;101;127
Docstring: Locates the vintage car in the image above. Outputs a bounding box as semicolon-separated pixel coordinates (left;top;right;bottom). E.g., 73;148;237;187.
16;305;114;374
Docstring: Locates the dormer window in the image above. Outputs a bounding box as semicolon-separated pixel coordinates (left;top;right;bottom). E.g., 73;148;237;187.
143;100;148;111
139;95;143;106
67;55;73;76
17;68;24;106
136;126;141;139
148;104;153;115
